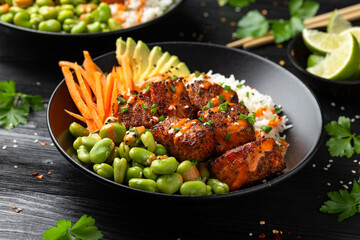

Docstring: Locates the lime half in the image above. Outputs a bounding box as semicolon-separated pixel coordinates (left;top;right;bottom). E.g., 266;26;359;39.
307;54;325;68
327;9;352;34
340;27;360;43
302;29;347;55
306;33;360;80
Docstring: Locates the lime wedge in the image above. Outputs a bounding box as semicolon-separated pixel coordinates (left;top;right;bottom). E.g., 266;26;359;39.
340;27;360;43
327;9;352;34
307;54;325;68
302;29;347;55
306;33;360;80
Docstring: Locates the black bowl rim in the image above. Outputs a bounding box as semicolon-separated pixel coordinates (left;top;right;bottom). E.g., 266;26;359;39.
47;41;323;200
287;31;360;86
0;0;183;38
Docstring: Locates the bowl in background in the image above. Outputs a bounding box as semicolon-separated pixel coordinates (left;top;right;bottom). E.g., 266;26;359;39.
287;32;360;98
47;42;323;200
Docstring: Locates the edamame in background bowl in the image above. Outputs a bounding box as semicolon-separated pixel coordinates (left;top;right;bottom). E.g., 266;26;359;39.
0;0;183;37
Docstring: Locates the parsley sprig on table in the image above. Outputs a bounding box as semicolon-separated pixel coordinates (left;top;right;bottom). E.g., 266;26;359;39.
42;215;103;240
320;179;360;222
235;0;319;43
0;80;44;130
325;116;360;158
218;0;255;8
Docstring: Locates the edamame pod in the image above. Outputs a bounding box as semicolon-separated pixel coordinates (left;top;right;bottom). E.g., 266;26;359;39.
180;181;208;196
140;131;156;153
129;178;156;192
70;20;87;33
113;157;127;184
69;122;89;137
156;173;183;194
119;142;131;161
125;166;143;183
143;167;159;181
105;146;119;165
73;136;82;150
177;160;200;182
93;163;113;179
207;178;229;194
129;147;156;166
89;138;115;164
150;157;179;175
99;122;126;145
1;12;13;23
38;19;61;32
13;12;31;28
81;136;99;150
154;143;167;156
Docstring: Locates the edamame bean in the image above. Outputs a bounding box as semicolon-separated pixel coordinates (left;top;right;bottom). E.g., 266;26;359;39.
132;161;145;169
62;17;76;32
29;13;43;28
207;178;229;194
13;12;31;28
143;167;159;181
87;21;101;33
89;138;115;164
154;143;167;156
100;22;109;32
90;2;110;23
150;157;179;175
70;20;86;33
0;4;10;15
77;145;91;164
177;160;200;182
129;178;156;192
119;142;131;161
38;19;61;31
59;4;74;11
108;18;121;31
59;0;73;5
125;166;143;183
140;131;156;153
180;181;208;196
27;6;39;15
35;0;53;6
73;136;82;150
93;163;113;179
9;6;27;15
0;12;13;23
81;136;99;150
156;173;183;194
39;6;57;20
73;0;86;5
69;122;89;137
57;9;73;22
129;147;156;166
113;157;127;184
99;122;126;145
105;146;119;165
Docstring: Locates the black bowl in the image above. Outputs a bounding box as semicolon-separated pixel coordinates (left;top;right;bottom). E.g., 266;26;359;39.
47;42;323;200
287;31;360;98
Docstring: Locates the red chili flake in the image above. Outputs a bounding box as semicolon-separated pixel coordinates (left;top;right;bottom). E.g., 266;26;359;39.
201;1;206;7
36;175;44;179
290;50;295;57
40;141;47;146
277;44;283;49
262;9;268;15
284;0;289;6
32;171;40;176
14;165;18;169
48;171;52;175
273;1;278;6
259;233;266;238
273;233;281;240
229;21;236;27
12;205;17;209
15;208;22;213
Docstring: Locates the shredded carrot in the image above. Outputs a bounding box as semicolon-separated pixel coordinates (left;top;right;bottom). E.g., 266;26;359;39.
268;116;283;127
104;69;115;118
65;109;86;123
95;72;105;122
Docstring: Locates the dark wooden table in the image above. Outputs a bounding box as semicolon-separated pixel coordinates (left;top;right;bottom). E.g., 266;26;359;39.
1;0;360;239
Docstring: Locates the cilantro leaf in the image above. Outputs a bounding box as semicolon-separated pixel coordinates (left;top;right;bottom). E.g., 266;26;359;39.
42;215;103;240
289;0;319;20
325;116;359;158
218;0;255;8
0;80;44;130
236;10;269;38
320;180;360;222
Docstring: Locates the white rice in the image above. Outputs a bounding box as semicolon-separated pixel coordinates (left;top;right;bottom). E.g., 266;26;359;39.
205;71;292;141
110;0;175;29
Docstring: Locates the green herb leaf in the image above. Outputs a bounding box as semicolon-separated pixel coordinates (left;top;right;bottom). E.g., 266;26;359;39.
42;215;103;240
289;0;319;20
236;10;269;38
21;95;44;112
320;180;360;222
0;80;16;107
219;0;256;8
0;106;28;130
325;116;360;158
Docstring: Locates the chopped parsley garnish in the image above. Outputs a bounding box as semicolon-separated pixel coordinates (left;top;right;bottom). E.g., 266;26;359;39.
320;179;360;222
92;130;100;134
219;101;229;112
150;109;157;114
225;132;232;141
224;85;235;93
197;89;201;95
141;103;148;110
201;106;208;111
246;92;249;98
261;125;272;134
159;115;165;121
205;120;214;126
0;80;44;130
169;84;176;93
218;94;224;103
174;127;181;132
151;104;157;109
325;116;360;158
219;82;224;87
129;128;140;137
192;160;199;166
202;72;206;78
121;107;128;112
198;117;205;123
274;105;282;113
239;112;256;125
194;71;200;77
42;215;103;240
237;84;243;88
144;83;151;93
173;75;178;80
117;97;127;104
239;100;245;106
207;100;213;108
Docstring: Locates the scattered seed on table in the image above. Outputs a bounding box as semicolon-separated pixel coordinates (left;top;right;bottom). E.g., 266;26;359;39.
340;106;345;110
14;165;18;169
13;145;18;148
279;60;285;66
259;220;266;225
330;102;336;107
235;7;240;12
351;118;355;123
327;182;331;186
354;159;358;163
50;143;54;146
203;12;209;18
48;171;51;175
2;145;6;150
277;44;283;48
273;230;280;234
340;180;344;184
34;139;39;143
36;81;41;86
323;167;328;171
229;21;236;27
15;208;22;213
326;164;331;168
329;159;333;163
12;205;16;209
36;175;44;179
355;115;360;119
249;233;253;236
32;171;40;176
40;141;47;146
34;133;38;136
262;9;268;15
349;181;352;185
13;139;17;143
343;185;349;189
312;163;316;168
351;170;356;174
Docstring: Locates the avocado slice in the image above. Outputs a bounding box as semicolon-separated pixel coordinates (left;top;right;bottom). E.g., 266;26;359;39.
170;62;190;77
149;51;171;77
125;37;137;67
132;40;150;83
158;55;180;75
140;46;163;81
115;37;126;64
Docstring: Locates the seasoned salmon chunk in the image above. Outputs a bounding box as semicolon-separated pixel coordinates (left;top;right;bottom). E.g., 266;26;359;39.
198;103;256;156
209;138;286;191
151;116;215;162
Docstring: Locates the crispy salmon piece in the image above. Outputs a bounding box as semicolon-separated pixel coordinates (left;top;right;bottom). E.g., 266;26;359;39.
151;116;215;162
150;78;196;119
209;138;286;191
185;80;238;111
198;103;255;156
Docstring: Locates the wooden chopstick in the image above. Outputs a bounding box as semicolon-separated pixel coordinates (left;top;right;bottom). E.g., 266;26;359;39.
226;3;360;49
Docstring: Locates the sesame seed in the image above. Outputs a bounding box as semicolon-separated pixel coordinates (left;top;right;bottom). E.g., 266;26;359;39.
329;159;333;163
34;139;39;143
259;220;265;225
249;233;253;236
323;167;328;171
50;143;54;146
351;170;356;174
327;182;331;186
326;164;331;168
312;163;316;168
13;145;18;148
262;179;267;183
262;9;267;15
203;12;209;18
354;159;358;163
36;81;41;86
330;102;336;107
13;139;17;143
355;115;360;119
349;181;353;185
340;106;345;110
279;60;285;66
343;185;349;189
2;145;6;150
34;133;38;136
235;7;241;12
340;180;344;184
351;118;355;123
272;230;279;234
